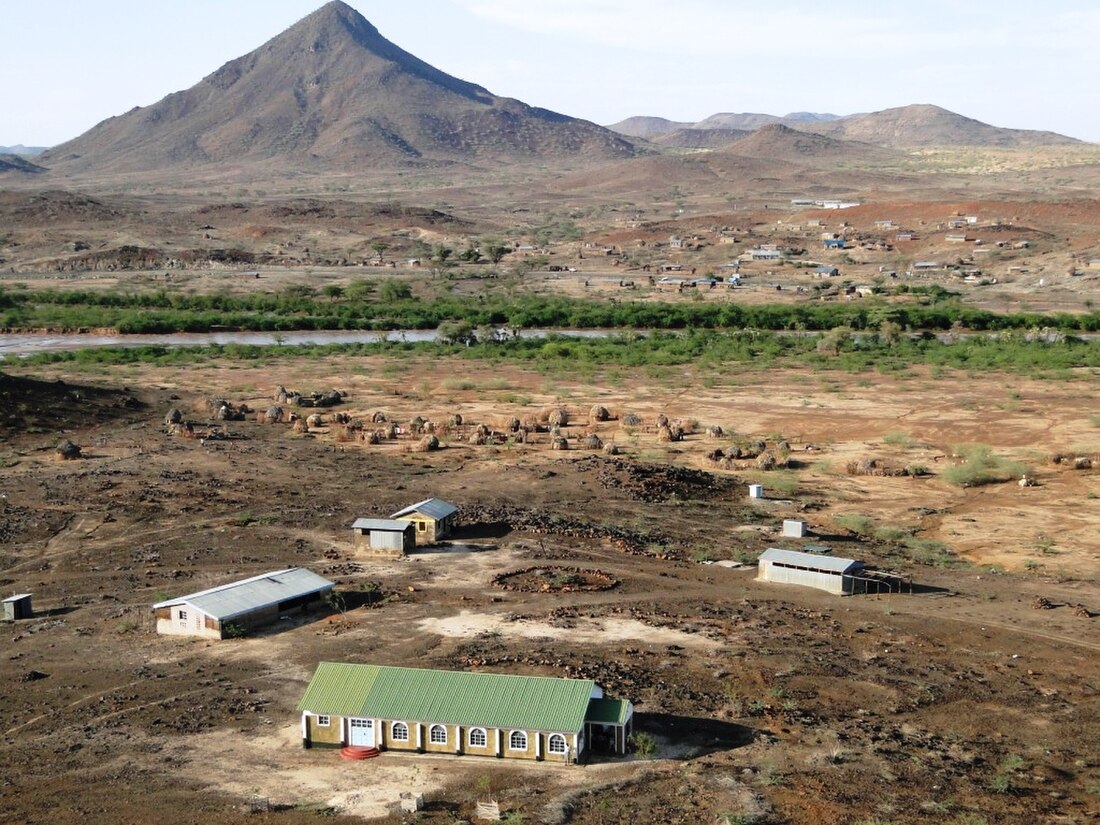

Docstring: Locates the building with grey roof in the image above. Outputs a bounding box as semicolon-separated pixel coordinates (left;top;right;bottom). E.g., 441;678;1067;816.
757;548;866;595
351;518;416;557
390;498;459;545
152;567;334;639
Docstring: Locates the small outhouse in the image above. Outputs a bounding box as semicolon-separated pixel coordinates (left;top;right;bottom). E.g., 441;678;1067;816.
748;484;764;500
782;520;807;538
2;594;32;621
351;518;416;557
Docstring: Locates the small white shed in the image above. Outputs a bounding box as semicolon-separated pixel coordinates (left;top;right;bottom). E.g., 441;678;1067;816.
748;484;765;500
757;548;866;595
2;594;32;621
782;520;807;538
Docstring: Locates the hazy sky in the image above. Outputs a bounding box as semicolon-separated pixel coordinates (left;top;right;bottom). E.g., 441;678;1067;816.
3;0;1099;146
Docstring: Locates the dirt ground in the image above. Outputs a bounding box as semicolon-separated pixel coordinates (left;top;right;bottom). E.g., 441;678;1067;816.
1;356;1098;824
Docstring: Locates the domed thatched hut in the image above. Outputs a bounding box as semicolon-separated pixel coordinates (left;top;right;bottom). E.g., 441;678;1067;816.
590;405;611;423
548;408;569;428
656;414;669;428
55;440;82;460
307;414;324;428
756;452;778;471
583;433;603;450
449;413;463;426
165;408;183;426
366;430;383;445
620;413;642;428
706;425;724;439
372;411;388;423
415;434;440;452
603;443;621;456
292;418;309;434
263;406;285;424
550;435;569;450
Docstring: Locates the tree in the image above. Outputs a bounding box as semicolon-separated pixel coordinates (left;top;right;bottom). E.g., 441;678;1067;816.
379;279;412;302
370;240;390;263
432;244;453;264
437;319;476;346
816;326;851;357
321;284;344;301
482;240;511;264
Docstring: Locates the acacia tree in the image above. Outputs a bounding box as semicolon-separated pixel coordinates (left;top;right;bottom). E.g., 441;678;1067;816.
370;240;390;263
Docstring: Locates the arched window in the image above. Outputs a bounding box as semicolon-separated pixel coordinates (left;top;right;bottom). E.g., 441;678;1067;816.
548;734;567;754
391;722;409;742
468;727;487;748
509;730;528;751
429;724;447;745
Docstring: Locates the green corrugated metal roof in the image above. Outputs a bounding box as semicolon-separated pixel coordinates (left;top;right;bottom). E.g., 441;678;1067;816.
586;698;632;725
298;664;597;733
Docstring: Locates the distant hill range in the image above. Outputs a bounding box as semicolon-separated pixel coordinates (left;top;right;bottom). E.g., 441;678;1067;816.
609;105;1080;149
0;154;46;175
0;145;48;157
41;0;635;176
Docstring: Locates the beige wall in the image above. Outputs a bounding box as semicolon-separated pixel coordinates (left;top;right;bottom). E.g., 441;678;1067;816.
155;605;222;640
302;716;578;762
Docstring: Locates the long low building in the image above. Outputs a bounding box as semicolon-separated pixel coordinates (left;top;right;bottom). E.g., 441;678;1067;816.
297;663;633;764
351;518;416;556
153;568;334;639
757;548;867;595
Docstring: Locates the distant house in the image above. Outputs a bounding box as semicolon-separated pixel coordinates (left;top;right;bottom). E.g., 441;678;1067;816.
352;518;416;557
390;498;459;545
895;233;914;242
814;265;840;277
945;233;970;243
874;220;895;229
749;248;784;261
965;216;979;224
152;568;334;639
297;663;634;763
1088;259;1100;270
822;239;846;250
947;219;967;229
913;261;941;270
668;236;685;249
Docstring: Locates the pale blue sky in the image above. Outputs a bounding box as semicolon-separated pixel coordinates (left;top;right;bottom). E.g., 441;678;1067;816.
3;0;1098;146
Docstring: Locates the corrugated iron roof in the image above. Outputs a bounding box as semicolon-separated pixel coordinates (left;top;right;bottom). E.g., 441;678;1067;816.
153;568;333;621
390;498;458;521
759;548;863;574
298;663;597;733
351;518;413;532
586;698;632;725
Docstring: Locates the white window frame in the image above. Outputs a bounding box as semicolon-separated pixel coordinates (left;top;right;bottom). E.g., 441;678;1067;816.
468;727;487;748
391;721;409;742
547;734;567;754
429;724;447;745
178;609;188;626
508;730;528;751
315;715;330;727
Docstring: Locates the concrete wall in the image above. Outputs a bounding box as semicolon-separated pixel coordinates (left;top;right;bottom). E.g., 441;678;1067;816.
155;605;222;639
302;716;578;762
758;560;848;595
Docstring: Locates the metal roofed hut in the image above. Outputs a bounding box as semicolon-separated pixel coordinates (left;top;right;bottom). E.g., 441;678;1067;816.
351;518;416;557
757;548;906;595
390;498;459;545
152;568;334;639
297;663;634;763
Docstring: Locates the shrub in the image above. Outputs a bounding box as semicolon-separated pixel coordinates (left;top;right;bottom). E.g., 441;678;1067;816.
942;444;1027;487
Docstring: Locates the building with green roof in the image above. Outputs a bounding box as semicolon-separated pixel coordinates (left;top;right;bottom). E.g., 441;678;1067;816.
297;663;633;763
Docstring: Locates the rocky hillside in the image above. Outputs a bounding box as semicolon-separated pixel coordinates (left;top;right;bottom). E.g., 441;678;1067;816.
42;1;636;176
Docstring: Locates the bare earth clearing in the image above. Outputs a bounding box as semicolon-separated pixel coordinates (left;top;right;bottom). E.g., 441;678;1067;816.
1;354;1098;825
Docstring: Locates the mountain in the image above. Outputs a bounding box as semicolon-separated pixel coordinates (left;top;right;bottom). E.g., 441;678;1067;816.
652;128;750;150
0;154;46;174
721;124;895;163
608;105;1079;149
802;104;1081;148
604;116;693;138
0;145;48;156
42;1;635;176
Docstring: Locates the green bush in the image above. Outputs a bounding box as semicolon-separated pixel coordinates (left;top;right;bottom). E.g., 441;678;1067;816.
942;444;1027;487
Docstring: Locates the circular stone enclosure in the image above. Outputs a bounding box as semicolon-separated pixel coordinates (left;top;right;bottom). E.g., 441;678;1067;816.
492;566;620;593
